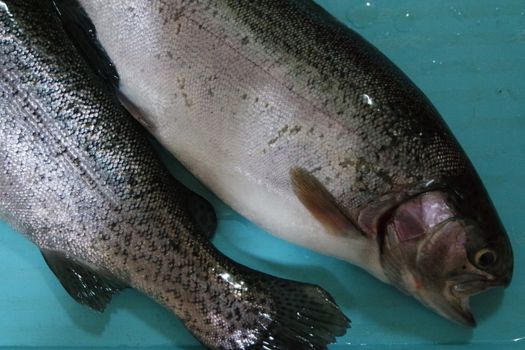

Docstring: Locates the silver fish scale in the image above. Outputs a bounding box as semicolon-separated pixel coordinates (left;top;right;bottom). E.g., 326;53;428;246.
212;0;469;207
0;2;304;349
77;0;468;214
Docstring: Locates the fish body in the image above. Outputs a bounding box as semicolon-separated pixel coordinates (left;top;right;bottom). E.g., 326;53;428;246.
0;1;349;349
65;0;513;325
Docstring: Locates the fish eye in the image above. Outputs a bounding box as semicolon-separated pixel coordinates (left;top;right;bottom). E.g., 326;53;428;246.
475;248;497;268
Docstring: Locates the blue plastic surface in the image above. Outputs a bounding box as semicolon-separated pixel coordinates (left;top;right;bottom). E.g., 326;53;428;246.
1;1;524;348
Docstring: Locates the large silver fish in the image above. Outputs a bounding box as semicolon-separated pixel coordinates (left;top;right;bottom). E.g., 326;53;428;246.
0;1;350;349
60;0;513;325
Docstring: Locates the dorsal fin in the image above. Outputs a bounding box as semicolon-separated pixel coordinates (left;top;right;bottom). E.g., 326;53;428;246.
41;249;127;311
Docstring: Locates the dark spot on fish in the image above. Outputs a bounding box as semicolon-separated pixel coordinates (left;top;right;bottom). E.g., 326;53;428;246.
172;7;186;22
241;36;250;45
177;77;185;90
290;125;302;134
339;158;355;168
268;136;279;146
207;88;214;97
182;92;192;107
166;51;173;59
375;168;393;184
356;159;371;174
241;93;248;99
234;307;242;321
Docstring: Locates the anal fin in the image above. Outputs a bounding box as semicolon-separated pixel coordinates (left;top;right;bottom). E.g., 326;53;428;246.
41;249;127;311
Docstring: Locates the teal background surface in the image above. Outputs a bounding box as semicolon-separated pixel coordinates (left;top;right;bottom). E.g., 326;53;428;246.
0;1;524;348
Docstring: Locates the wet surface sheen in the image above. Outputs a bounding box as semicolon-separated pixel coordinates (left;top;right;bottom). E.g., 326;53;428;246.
0;0;524;348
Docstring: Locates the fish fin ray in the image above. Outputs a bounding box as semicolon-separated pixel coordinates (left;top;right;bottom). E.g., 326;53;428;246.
290;167;359;237
258;278;350;349
41;249;127;311
53;0;119;88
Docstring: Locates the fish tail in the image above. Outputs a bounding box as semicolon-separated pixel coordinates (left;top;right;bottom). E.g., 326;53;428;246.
254;277;350;350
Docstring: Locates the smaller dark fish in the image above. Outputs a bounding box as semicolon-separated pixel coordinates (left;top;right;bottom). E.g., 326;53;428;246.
0;1;349;349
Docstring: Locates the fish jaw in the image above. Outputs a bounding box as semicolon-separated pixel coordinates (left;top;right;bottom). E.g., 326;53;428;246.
413;280;476;327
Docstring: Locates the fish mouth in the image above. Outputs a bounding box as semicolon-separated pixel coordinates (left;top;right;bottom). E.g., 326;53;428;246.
430;276;510;327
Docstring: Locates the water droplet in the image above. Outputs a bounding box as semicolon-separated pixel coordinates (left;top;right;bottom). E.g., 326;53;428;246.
362;94;374;106
346;1;379;29
394;9;415;32
449;6;465;20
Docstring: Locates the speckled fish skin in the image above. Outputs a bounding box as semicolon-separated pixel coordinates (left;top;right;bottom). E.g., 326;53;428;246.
69;0;513;325
0;1;349;349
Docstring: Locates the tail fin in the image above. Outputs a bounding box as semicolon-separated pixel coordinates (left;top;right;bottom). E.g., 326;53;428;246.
256;278;350;350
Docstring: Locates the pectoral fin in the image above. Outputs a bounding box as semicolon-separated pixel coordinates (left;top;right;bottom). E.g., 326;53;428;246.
41;249;127;311
290;168;358;237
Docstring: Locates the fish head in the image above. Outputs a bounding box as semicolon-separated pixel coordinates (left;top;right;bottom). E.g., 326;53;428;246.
380;188;513;326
